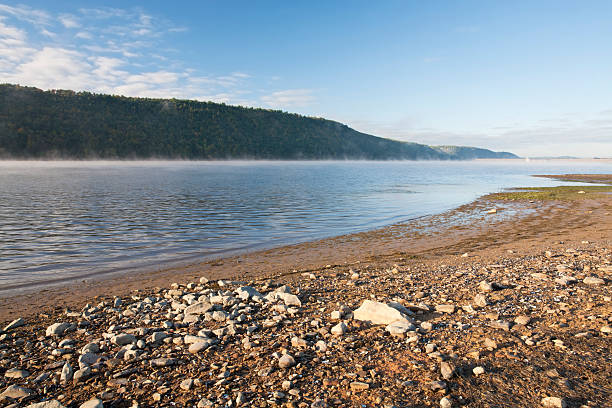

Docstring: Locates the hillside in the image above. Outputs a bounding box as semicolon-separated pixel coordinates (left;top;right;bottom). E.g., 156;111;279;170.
0;84;518;160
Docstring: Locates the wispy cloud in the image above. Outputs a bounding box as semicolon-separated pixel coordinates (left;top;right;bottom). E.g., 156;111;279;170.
0;3;314;112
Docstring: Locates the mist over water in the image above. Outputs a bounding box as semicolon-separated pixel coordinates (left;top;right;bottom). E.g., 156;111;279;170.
1;159;610;292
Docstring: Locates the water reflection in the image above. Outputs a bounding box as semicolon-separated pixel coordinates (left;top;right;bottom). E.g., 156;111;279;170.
0;160;610;289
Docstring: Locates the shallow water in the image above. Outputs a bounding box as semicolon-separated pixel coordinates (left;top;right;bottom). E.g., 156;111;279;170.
0;159;610;290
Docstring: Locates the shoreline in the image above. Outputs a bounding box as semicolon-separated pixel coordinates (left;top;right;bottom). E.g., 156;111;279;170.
1;176;609;321
0;175;610;407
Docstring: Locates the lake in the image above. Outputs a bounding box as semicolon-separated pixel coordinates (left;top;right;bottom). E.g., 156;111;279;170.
1;159;610;292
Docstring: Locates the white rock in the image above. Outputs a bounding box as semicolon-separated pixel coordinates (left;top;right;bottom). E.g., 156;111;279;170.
541;397;567;408
473;366;485;376
79;399;104;408
386;320;416;336
440;396;453;408
353;300;412;325
235;286;262;300
331;322;348;336
46;322;73;337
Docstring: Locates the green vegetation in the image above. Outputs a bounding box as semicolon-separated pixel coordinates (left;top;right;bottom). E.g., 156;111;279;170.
490;185;612;201
0;84;519;160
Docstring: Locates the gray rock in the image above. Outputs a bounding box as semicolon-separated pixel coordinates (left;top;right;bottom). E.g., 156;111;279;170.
79;399;104;408
151;358;177;367
353;300;412;325
111;333;136;346
60;362;73;383
188;339;217;353
278;354;296;369
78;352;99;368
73;366;91;383
4;368;30;378
46;322;74;337
184;301;213;315
1;384;35;400
386;320;416;336
3;317;25;331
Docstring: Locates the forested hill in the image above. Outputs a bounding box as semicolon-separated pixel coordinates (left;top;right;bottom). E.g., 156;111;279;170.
0;84;518;160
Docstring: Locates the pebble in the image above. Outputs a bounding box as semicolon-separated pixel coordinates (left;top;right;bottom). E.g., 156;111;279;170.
440;396;453;408
4;368;30;378
541;396;567;408
79;399;104;408
3;317;25;331
278;354;296;369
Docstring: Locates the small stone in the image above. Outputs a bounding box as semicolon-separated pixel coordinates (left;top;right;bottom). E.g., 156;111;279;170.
331;322;348;336
541;396;567;408
440;396;453;408
3;317;25;331
151;358;177;367
73;367;91;383
600;326;612;334
435;304;455;314
514;315;531;326
473;294;489;308
583;277;604;285
236;391;247;405
440;362;455;380
473;366;485;376
350;381;370;392
386;320;416;336
479;281;494;292
46;322;73;337
483;338;497;349
4;368;30;379
180;379;194;391
111;333;136;346
278;354;296;369
79;399;104;408
60;361;73;383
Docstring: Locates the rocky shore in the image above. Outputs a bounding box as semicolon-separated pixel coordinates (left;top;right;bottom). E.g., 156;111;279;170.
0;177;610;408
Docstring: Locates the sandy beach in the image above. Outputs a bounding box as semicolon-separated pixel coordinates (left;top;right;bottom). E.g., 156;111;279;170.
0;175;610;408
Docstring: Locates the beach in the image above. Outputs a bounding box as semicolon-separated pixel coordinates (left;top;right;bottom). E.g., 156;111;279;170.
0;175;610;407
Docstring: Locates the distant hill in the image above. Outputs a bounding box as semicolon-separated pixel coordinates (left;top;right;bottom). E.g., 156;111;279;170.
433;145;519;159
0;84;518;160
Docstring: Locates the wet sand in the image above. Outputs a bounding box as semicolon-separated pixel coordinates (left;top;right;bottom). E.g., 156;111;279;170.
1;178;610;322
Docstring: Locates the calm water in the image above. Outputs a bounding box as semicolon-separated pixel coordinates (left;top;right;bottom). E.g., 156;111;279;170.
1;160;611;291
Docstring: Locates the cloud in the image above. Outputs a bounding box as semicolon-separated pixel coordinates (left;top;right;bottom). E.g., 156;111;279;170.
59;13;80;28
261;89;315;108
0;4;50;26
0;3;315;113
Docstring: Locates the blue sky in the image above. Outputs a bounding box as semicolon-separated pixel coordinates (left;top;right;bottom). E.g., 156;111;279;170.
1;1;611;157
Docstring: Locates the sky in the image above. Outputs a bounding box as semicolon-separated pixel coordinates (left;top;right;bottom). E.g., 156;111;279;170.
1;1;611;158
